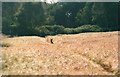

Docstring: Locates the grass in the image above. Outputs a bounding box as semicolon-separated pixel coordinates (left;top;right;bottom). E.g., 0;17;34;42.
2;53;18;70
0;42;10;47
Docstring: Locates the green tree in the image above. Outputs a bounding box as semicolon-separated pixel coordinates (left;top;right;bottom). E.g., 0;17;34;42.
103;2;118;31
17;2;45;35
43;3;55;25
50;2;85;28
92;3;108;30
118;2;120;30
76;2;93;25
92;2;118;31
2;2;21;35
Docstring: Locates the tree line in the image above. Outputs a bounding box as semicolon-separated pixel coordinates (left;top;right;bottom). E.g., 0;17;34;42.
2;2;119;36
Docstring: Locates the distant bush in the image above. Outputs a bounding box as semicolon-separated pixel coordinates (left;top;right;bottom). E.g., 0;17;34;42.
11;25;103;37
64;28;75;34
45;25;65;34
34;26;49;36
35;25;65;36
74;25;102;33
64;25;102;34
36;25;102;36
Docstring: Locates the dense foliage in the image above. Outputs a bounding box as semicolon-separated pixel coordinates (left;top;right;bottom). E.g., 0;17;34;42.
2;2;119;36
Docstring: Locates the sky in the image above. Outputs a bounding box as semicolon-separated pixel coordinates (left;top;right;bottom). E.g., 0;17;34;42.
1;0;119;2
41;0;58;3
58;0;119;2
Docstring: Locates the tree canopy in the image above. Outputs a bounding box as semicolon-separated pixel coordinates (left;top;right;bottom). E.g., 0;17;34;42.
2;2;119;36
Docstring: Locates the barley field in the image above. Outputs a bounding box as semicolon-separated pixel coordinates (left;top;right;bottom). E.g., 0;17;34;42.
0;31;119;75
